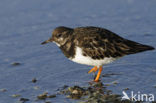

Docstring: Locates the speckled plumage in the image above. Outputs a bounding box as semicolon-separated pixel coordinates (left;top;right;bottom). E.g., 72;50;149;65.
41;26;154;81
42;26;154;66
73;27;154;59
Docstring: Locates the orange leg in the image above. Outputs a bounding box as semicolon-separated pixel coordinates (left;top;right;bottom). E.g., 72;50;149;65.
94;66;103;82
88;66;98;74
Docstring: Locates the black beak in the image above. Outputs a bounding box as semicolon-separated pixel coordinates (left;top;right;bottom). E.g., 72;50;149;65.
41;38;53;45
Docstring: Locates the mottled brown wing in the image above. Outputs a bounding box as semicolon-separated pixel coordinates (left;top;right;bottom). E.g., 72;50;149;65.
78;36;125;59
74;27;154;60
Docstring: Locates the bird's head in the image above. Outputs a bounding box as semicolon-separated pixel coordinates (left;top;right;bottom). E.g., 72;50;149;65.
41;26;73;46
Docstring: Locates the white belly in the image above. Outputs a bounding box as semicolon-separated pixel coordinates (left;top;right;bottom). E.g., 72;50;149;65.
70;47;116;66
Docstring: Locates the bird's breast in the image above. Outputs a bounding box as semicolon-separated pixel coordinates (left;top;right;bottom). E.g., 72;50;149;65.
60;42;75;58
70;47;116;66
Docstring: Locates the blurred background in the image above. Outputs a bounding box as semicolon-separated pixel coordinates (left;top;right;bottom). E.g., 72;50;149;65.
0;0;156;103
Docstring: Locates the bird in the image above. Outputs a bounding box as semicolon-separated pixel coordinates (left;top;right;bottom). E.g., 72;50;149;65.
41;26;154;82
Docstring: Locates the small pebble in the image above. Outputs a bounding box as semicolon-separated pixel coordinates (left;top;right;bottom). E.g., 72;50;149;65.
123;88;130;90
19;98;29;103
12;62;21;66
37;92;48;100
72;90;79;94
34;86;40;90
0;89;7;92
112;81;118;85
32;78;37;83
47;94;56;98
37;92;56;100
12;94;21;98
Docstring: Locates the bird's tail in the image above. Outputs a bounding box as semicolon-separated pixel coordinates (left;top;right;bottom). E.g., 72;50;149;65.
135;44;154;53
126;40;155;54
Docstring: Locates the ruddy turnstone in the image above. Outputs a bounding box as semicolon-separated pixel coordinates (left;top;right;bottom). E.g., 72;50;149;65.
41;26;154;82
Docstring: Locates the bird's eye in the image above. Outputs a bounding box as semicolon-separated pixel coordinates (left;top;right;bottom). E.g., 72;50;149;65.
57;34;62;37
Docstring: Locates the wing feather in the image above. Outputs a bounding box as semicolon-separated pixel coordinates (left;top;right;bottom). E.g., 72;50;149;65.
73;26;153;59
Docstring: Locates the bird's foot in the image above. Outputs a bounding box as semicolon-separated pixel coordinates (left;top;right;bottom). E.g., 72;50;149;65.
94;66;103;82
88;66;98;74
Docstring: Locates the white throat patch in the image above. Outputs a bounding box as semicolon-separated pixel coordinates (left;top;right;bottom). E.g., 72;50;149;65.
53;41;60;47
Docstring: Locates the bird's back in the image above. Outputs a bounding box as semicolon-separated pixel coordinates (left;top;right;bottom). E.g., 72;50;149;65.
72;26;154;58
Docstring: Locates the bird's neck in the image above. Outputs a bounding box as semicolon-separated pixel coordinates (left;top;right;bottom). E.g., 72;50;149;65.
60;40;75;58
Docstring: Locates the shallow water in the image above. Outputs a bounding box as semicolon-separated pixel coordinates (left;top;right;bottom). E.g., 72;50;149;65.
0;0;156;103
